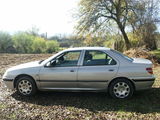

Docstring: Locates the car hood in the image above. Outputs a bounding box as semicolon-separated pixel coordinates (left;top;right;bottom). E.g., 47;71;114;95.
7;61;41;72
132;58;152;64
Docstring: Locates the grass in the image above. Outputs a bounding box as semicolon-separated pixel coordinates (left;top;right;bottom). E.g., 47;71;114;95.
150;49;160;58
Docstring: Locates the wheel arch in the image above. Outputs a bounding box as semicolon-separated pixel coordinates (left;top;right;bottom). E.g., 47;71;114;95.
13;74;37;88
108;77;135;91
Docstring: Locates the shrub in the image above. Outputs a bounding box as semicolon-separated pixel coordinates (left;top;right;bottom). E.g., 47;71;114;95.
0;32;13;53
12;32;34;53
32;37;46;53
46;40;59;53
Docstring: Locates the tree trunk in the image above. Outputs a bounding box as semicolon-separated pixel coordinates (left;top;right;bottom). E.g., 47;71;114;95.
117;22;131;50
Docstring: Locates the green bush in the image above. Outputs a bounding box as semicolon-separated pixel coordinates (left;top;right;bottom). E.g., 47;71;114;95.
46;40;59;53
32;37;46;53
11;32;60;53
0;32;13;53
12;32;34;53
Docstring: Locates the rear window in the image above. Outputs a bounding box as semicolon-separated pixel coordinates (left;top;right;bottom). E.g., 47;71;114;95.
111;49;133;62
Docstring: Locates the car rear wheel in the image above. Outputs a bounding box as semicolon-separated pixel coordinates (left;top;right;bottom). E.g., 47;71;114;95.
16;76;37;96
109;79;134;99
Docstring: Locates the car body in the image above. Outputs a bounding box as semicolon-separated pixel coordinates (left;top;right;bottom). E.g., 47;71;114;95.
2;47;155;98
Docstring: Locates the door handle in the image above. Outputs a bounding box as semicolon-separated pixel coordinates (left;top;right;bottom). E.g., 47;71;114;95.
108;69;114;71
70;70;74;72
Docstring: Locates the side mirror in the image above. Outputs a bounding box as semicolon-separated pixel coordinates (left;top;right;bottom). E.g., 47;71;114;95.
44;60;56;67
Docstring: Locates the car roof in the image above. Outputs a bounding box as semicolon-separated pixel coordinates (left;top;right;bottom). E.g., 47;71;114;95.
64;47;111;51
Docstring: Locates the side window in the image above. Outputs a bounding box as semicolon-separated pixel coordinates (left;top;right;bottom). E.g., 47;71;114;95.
83;50;116;66
50;51;81;67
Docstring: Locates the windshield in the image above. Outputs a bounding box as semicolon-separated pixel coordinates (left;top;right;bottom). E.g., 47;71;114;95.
40;51;64;65
111;49;133;62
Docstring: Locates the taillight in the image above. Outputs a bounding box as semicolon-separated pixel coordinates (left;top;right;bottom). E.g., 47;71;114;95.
146;68;153;74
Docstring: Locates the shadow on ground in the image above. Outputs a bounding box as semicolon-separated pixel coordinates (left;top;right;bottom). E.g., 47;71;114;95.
11;88;160;114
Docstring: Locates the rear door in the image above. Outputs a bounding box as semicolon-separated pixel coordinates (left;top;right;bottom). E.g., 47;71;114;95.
77;50;119;90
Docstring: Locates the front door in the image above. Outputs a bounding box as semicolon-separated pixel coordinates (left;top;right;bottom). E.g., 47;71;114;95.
39;50;81;89
77;50;119;90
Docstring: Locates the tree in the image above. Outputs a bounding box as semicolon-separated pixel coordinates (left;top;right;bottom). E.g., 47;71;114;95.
83;33;105;46
0;32;13;53
76;0;135;49
128;0;160;50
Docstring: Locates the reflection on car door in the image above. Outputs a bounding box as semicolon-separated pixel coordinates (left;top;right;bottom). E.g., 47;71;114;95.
38;51;81;89
77;50;119;90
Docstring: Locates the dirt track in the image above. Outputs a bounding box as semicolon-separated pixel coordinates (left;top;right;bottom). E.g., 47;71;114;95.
0;54;51;76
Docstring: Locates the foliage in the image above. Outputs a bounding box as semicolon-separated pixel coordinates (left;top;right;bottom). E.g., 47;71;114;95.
31;37;46;53
103;33;125;52
75;0;160;50
156;34;160;48
48;35;84;48
83;34;105;47
0;31;60;53
0;32;13;53
150;49;160;58
76;0;137;49
46;40;59;53
127;32;141;48
128;0;159;50
12;32;34;53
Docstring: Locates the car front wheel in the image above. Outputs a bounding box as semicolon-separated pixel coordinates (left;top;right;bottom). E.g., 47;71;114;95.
16;76;37;96
109;79;134;99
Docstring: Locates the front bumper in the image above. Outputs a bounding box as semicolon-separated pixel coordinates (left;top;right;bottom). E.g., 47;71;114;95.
2;78;14;90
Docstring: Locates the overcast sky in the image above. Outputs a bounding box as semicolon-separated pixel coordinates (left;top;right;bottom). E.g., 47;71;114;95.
0;0;79;36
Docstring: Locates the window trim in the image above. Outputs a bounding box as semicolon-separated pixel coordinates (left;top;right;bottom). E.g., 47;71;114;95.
82;50;117;66
45;50;82;67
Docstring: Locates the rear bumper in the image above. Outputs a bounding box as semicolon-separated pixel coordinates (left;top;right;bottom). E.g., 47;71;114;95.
2;78;14;90
132;78;155;90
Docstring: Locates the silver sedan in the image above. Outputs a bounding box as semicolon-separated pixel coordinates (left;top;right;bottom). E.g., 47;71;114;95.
2;47;155;99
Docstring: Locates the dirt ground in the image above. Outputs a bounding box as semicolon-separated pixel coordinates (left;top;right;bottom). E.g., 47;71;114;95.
0;54;160;120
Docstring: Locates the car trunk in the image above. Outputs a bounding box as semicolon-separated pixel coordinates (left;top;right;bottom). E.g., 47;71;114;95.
132;58;152;65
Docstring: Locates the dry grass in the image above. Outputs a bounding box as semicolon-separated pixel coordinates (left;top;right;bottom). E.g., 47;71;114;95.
124;48;160;65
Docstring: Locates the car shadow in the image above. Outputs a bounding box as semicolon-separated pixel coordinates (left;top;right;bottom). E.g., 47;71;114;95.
11;88;160;114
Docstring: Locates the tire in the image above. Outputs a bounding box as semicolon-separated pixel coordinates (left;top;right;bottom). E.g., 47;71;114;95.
109;79;134;99
16;76;37;96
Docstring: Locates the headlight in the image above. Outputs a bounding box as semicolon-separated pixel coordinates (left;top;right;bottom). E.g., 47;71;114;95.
2;69;12;79
2;71;9;78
